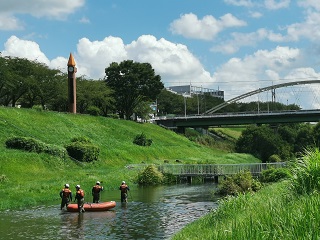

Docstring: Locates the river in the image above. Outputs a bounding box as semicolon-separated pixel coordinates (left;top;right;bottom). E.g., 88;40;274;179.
0;183;220;240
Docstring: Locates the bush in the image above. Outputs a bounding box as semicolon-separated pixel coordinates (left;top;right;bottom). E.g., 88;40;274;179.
260;167;291;183
65;142;100;162
136;165;164;185
133;133;152;146
5;136;45;152
268;154;282;163
217;171;256;196
71;136;92;144
5;136;66;158
86;106;101;116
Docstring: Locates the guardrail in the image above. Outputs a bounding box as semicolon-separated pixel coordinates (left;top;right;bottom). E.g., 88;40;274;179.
126;162;287;177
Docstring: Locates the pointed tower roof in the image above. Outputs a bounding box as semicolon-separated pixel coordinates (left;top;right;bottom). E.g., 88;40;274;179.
67;53;76;66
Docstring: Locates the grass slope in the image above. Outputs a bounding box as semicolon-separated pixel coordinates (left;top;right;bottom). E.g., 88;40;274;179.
0;107;259;210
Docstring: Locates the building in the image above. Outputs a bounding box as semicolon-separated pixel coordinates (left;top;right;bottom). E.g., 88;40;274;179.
167;85;224;100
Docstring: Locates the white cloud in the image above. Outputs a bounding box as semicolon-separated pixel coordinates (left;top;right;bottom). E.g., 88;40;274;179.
126;35;214;87
211;28;286;54
1;35;215;88
249;11;263;18
224;0;254;7
79;17;90;24
285;11;320;42
2;36;50;65
264;0;290;10
213;46;302;99
0;14;22;30
75;36;128;79
0;0;85;30
298;0;320;11
170;13;246;40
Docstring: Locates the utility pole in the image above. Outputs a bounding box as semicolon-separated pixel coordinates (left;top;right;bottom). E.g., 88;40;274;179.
67;53;77;113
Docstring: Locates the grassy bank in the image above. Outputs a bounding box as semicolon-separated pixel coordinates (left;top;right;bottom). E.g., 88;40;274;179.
0;107;259;210
173;148;320;239
172;181;320;239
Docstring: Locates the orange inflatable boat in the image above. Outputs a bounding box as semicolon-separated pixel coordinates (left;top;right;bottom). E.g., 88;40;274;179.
67;201;116;212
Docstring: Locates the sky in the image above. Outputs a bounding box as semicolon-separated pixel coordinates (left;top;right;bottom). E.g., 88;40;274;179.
1;0;320;109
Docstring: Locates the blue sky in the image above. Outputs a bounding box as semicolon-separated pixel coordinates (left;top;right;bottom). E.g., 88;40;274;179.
1;0;320;109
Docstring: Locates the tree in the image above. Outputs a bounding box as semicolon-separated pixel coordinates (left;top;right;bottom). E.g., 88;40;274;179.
236;125;291;162
104;60;164;119
77;77;114;115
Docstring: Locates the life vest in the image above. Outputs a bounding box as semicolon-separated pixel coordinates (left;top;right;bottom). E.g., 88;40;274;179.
77;189;85;198
93;185;102;193
62;188;71;198
120;184;128;193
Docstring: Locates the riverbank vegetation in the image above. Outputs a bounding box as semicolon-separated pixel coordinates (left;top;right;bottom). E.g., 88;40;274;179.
0;106;259;210
172;148;320;239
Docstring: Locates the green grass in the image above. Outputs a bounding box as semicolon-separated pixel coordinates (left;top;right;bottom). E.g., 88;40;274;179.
212;127;245;140
0;107;259;210
172;148;320;240
172;181;320;240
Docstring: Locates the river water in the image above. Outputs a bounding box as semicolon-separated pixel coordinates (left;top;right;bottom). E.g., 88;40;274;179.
0;183;219;240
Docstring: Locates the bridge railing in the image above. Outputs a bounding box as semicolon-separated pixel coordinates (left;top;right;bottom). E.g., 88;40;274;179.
126;162;287;176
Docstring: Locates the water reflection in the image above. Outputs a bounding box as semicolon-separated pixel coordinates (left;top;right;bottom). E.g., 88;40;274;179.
0;183;219;240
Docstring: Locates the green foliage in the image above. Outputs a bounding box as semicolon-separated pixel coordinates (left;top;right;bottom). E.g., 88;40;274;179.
236;125;292;162
217;171;256;196
86;106;101;116
290;148;320;194
268;154;282;162
136;165;164;185
105;60;164;119
133;133;152;146
5;136;45;152
260;167;291;183
65;141;100;162
71;136;92;143
5;136;66;158
32;105;45;112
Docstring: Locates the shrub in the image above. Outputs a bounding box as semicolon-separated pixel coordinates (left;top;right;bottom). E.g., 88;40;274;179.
65;142;100;162
43;144;67;159
268;154;282;162
106;114;119;119
32;105;45;111
6;136;46;153
133;133;152;146
86;106;101;116
136;165;164;185
217;171;256;196
71;136;92;144
260;167;291;183
5;136;66;158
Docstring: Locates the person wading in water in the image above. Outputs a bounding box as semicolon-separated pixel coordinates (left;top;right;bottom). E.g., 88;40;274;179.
92;181;104;203
75;185;85;213
60;183;72;210
119;181;130;202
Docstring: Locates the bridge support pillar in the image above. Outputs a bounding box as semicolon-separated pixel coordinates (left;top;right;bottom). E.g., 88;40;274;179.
187;176;192;184
176;127;185;134
214;176;219;183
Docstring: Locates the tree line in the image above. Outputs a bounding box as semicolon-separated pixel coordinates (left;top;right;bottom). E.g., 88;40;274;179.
1;56;302;120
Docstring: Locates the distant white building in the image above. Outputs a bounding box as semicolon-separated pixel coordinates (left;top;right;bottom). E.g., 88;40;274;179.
167;84;224;100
